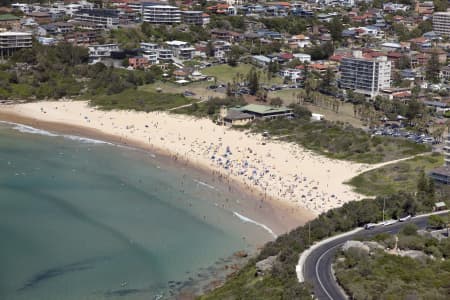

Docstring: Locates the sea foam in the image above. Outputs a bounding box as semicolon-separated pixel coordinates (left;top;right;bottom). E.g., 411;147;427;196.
193;179;216;190
1;121;112;145
233;212;277;238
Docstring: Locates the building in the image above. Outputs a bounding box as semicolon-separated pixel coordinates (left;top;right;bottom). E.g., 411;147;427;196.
280;68;303;83
181;11;203;25
65;31;98;45
128;56;149;69
0;31;32;56
339;50;391;97
433;12;450;36
219;106;255;126
0;14;20;29
27;11;52;24
157;48;173;62
237;104;294;119
73;9;119;29
165;40;195;60
88;44;120;58
142;4;180;24
430;134;450;184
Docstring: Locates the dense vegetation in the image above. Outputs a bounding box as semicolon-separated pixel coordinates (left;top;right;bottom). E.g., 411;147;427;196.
90;89;192;112
200;190;443;299
0;42;193;111
348;154;446;196
335;226;450;299
250;117;429;164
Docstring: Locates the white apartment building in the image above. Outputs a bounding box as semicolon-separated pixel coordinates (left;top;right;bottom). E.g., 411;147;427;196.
140;42;159;64
0;31;32;56
280;68;304;83
11;3;33;14
433;12;450;36
293;53;311;63
181;11;203;25
158;49;173;62
340;50;391;97
165;40;195;60
88;44;120;58
73;9;119;29
142;4;180;24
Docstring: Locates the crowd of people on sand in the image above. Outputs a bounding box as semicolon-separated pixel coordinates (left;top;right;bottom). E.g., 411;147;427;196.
35;104;361;215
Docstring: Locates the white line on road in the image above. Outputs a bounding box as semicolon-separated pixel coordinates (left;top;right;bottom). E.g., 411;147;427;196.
315;243;343;300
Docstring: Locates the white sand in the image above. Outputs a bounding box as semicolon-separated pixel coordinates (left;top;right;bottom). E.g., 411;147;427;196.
0;101;373;215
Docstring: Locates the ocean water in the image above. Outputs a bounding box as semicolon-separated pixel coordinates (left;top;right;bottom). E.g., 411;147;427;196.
0;122;272;300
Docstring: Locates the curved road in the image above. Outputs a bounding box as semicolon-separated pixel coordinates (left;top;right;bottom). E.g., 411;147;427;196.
303;212;449;300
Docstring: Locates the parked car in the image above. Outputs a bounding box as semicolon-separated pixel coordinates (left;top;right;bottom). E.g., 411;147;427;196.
364;223;377;230
399;215;411;222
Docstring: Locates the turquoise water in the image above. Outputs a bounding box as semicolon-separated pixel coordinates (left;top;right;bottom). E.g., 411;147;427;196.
0;123;271;300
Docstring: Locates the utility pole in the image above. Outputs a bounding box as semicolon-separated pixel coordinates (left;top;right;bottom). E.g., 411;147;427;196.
308;222;311;246
382;197;386;223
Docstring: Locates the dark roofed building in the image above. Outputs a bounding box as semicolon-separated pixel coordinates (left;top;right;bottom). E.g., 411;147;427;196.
0;14;20;29
238;104;293;119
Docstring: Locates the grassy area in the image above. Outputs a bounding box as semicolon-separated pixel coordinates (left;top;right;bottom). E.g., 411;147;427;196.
139;80;222;100
269;89;363;127
202;64;283;85
347;154;443;196
335;231;450;300
250;118;429;164
89;88;193;111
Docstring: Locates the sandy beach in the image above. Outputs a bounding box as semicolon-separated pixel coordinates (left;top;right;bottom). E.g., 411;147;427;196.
0;100;373;232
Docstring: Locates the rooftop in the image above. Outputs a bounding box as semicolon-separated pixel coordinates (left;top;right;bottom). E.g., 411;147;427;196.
239;104;292;115
0;14;20;21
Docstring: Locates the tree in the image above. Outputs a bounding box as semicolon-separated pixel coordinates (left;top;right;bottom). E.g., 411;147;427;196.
434;0;449;12
405;100;423;126
227;45;242;67
247;68;259;95
426;51;441;84
270;97;283;107
328;17;343;41
417;170;428;193
320;67;335;93
205;41;214;57
428;215;446;229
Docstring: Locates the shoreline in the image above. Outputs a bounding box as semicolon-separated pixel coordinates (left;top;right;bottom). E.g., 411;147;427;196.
0;109;314;236
0;101;370;233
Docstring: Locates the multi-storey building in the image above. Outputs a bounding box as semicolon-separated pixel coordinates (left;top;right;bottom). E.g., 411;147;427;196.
181;11;203;25
339;50;391;97
429;135;450;184
157;49;173;62
88;44;120;58
433;12;450;36
73;9;119;29
0;31;32;56
142;4;180;24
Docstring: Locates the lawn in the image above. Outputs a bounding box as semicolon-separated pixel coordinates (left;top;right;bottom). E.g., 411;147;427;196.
347;154;444;196
138;80;221;100
202;64;283;85
89;88;193;112
269;89;363;128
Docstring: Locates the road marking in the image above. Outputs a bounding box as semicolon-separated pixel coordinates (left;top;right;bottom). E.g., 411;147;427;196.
315;243;344;300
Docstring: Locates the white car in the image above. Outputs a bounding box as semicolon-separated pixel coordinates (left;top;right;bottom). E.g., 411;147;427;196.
364;223;377;230
399;215;411;222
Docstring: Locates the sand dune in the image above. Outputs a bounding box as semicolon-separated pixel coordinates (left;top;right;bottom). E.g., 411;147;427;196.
0;101;372;216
